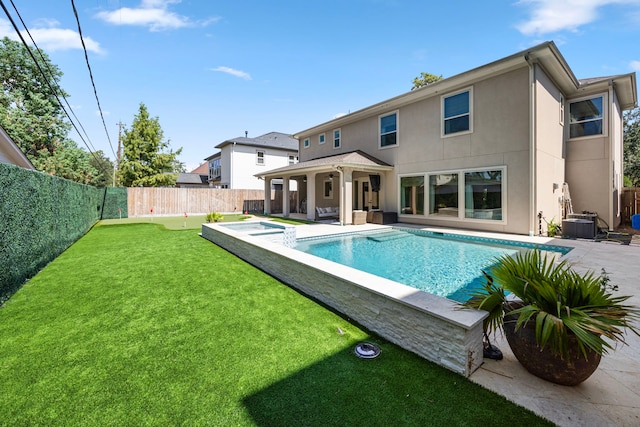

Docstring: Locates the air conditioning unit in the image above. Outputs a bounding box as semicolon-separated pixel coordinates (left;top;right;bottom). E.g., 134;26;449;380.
562;218;596;239
567;213;598;237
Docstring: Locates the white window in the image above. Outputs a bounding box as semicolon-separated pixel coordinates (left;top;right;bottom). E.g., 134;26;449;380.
256;151;264;165
333;129;341;149
569;95;605;139
288;155;297;165
379;111;398;148
559;95;565;126
319;133;325;144
304;138;310;148
442;88;472;136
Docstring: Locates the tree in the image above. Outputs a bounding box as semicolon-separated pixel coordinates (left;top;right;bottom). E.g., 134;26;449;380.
118;103;183;187
0;37;108;185
623;106;640;187
0;37;70;160
89;150;115;187
411;72;443;90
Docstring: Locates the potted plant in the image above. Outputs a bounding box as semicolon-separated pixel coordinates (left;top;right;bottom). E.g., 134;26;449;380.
464;249;640;386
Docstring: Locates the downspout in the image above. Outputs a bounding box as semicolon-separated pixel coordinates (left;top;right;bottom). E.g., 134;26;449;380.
525;54;537;236
230;141;236;188
608;81;614;230
335;166;344;226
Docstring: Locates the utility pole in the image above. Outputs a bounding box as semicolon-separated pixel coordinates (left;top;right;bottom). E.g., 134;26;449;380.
114;121;124;186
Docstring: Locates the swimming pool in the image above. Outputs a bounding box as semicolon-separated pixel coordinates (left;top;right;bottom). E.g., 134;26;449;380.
294;228;570;302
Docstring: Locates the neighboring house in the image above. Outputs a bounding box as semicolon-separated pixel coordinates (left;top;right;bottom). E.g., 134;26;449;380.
257;41;637;235
175;162;210;188
0;125;35;170
205;132;298;190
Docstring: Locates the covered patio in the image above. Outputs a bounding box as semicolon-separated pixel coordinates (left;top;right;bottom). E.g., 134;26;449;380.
256;150;393;225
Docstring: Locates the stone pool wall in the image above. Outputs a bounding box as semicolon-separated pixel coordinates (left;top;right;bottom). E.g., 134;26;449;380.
201;223;487;377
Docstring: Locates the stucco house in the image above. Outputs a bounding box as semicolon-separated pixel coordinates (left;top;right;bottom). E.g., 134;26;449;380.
0;125;35;170
257;41;637;235
205;132;298;190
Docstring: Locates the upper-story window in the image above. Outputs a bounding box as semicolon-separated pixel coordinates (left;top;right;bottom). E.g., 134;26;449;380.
319;133;325;144
288;155;297;165
380;111;398;148
209;158;221;179
333;129;341;149
304;138;310;148
569;95;604;138
442;88;472;136
256;151;264;165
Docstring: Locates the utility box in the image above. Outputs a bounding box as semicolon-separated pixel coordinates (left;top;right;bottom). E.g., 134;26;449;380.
562;218;596;239
568;213;599;236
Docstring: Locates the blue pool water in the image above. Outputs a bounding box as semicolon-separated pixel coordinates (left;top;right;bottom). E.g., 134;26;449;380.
294;228;570;302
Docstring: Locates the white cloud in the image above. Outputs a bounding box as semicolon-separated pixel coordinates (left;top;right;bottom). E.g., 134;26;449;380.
210;66;252;80
516;0;640;35
96;0;219;32
333;113;348;119
0;18;103;53
630;60;640;71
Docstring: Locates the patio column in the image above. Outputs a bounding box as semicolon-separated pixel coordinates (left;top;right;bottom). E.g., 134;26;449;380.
341;168;353;225
306;172;316;221
263;177;271;215
283;176;290;218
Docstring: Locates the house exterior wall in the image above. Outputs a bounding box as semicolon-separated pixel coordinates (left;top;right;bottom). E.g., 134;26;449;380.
534;65;566;231
298;67;535;234
565;90;611;226
222;144;297;190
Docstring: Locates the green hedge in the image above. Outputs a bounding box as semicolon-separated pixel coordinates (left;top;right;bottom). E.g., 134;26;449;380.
102;187;128;219
0;163;128;304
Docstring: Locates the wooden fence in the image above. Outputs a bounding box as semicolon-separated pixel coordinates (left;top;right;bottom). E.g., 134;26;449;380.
621;187;640;224
126;187;298;217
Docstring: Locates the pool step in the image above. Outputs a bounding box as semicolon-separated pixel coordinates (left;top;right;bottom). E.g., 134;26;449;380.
366;231;411;242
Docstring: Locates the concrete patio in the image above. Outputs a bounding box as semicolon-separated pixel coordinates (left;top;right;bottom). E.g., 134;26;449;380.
470;236;640;427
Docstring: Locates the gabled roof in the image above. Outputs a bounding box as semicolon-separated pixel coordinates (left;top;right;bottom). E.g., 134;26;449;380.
255;150;392;178
190;162;209;174
215;131;298;151
176;173;208;185
0;125;35;170
294;41;637;138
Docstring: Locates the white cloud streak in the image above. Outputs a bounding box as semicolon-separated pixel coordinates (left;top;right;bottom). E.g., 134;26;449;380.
630;60;640;71
516;0;640;35
95;0;219;32
0;19;103;53
210;66;252;80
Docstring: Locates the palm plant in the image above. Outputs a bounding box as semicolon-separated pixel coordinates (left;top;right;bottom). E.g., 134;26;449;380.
465;249;640;359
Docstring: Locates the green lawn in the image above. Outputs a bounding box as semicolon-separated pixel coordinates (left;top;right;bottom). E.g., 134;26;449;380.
0;218;551;426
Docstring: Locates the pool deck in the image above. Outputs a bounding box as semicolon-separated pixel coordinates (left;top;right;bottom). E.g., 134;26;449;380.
268;218;640;427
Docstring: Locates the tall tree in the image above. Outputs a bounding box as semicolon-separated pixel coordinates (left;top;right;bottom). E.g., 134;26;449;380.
118;103;183;187
89;150;115;187
623;106;640;187
411;72;443;90
0;37;70;159
0;36;108;184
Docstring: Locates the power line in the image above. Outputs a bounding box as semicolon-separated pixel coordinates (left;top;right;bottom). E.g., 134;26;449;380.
70;0;117;161
7;0;100;156
0;0;113;181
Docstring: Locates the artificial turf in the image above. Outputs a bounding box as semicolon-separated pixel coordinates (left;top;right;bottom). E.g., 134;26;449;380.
0;218;552;426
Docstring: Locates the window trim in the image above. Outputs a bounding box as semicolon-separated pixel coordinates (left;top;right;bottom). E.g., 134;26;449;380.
323;178;333;199
379;110;399;149
567;93;607;140
397;165;506;224
441;87;473;138
333;128;341;149
319;133;325;144
256;150;265;165
303;138;310;148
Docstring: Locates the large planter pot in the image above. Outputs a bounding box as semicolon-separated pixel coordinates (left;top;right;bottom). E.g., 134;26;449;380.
503;312;601;386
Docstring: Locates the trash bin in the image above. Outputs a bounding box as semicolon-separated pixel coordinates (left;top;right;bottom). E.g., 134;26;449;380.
632;214;640;230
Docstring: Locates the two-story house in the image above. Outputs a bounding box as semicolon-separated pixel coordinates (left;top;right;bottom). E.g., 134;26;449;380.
205;132;298;190
257;41;637;235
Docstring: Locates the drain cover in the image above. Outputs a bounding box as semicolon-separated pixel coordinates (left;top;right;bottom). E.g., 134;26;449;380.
354;342;381;359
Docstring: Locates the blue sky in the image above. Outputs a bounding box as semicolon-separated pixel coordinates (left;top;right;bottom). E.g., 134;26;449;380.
2;0;639;171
